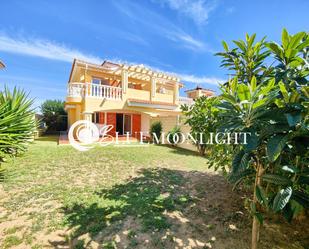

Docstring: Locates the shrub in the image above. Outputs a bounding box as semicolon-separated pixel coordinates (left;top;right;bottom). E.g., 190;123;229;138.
167;126;181;146
40;100;67;132
150;121;162;144
0;87;37;163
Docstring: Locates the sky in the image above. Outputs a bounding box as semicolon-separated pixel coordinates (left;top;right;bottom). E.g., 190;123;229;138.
0;0;308;110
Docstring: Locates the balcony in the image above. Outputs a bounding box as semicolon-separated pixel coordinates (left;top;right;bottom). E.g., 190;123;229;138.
67;82;178;106
67;83;122;100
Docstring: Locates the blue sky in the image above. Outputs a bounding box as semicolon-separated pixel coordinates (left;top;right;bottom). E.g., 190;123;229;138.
0;0;308;110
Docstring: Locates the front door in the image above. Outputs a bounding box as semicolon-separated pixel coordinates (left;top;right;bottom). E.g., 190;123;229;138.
116;114;132;135
124;114;132;135
116;114;124;135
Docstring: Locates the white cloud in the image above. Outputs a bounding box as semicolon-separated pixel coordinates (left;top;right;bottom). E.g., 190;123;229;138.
0;33;101;64
166;32;213;52
157;0;217;25
179;74;225;85
0;32;222;86
112;1;210;52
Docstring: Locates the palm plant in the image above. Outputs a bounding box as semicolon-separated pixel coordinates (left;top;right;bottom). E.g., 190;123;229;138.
0;87;37;162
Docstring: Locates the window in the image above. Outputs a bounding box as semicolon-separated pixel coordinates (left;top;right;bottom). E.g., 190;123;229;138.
91;78;101;85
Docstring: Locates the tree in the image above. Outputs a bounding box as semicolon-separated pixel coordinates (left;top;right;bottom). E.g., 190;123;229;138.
216;30;309;249
0;87;37;163
40;100;67;132
181;96;219;155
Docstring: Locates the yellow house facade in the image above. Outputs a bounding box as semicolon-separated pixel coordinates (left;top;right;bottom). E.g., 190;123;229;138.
65;59;212;139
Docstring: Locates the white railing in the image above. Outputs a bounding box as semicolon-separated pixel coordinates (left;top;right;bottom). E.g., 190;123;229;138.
67;83;84;97
67;83;122;100
179;96;194;106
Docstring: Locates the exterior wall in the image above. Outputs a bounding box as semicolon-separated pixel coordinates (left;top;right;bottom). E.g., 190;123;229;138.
141;113;150;134
152;115;197;152
151;116;178;135
176;122;197;152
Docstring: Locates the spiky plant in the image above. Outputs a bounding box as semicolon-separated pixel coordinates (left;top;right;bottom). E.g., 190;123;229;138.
0;87;37;162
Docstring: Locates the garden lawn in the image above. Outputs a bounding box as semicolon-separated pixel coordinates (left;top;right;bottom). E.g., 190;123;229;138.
0;136;308;249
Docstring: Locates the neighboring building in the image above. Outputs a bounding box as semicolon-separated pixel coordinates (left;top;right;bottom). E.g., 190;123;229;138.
0;60;5;69
185;86;214;100
65;59;214;138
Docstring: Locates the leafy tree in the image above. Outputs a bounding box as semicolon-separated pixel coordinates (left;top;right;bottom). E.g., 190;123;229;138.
150;121;162;144
216;30;309;249
40;100;67;132
181;96;219;155
216;34;272;85
0;87;37;163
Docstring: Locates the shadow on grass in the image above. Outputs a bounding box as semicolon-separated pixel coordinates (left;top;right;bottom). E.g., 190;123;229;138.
60;168;193;246
158;144;200;157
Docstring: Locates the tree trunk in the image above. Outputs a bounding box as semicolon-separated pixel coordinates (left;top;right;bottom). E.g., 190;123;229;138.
252;162;264;249
198;144;206;156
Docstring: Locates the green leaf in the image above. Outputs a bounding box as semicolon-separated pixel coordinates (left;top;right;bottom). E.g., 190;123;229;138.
272;187;292;212
256;185;268;206
281;165;298;173
228;168;255;185
244;132;259;152
231;150;245;173
285;113;301;127
266;42;283;57
262;174;292;185
254;212;264;225
267;134;289;162
222;41;229;51
291;190;309;208
250;76;257;92
237;84;251;101
298;176;309;185
282;28;289;50
279;82;289;103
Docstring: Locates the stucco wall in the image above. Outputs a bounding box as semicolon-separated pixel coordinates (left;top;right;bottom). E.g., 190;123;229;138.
152;115;197;152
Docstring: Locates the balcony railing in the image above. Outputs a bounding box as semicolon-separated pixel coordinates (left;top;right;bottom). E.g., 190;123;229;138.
67;83;122;100
179;96;194;106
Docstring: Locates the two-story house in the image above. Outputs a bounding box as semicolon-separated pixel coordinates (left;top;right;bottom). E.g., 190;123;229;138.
65;59;213;139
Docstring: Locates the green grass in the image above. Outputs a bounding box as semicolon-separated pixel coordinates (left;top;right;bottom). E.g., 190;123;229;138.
3;235;23;248
2;136;305;248
0;136;210;247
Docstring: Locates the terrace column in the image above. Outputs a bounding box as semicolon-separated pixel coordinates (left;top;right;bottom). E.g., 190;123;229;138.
150;77;156;101
173;82;179;104
83;111;93;122
121;69;128;94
